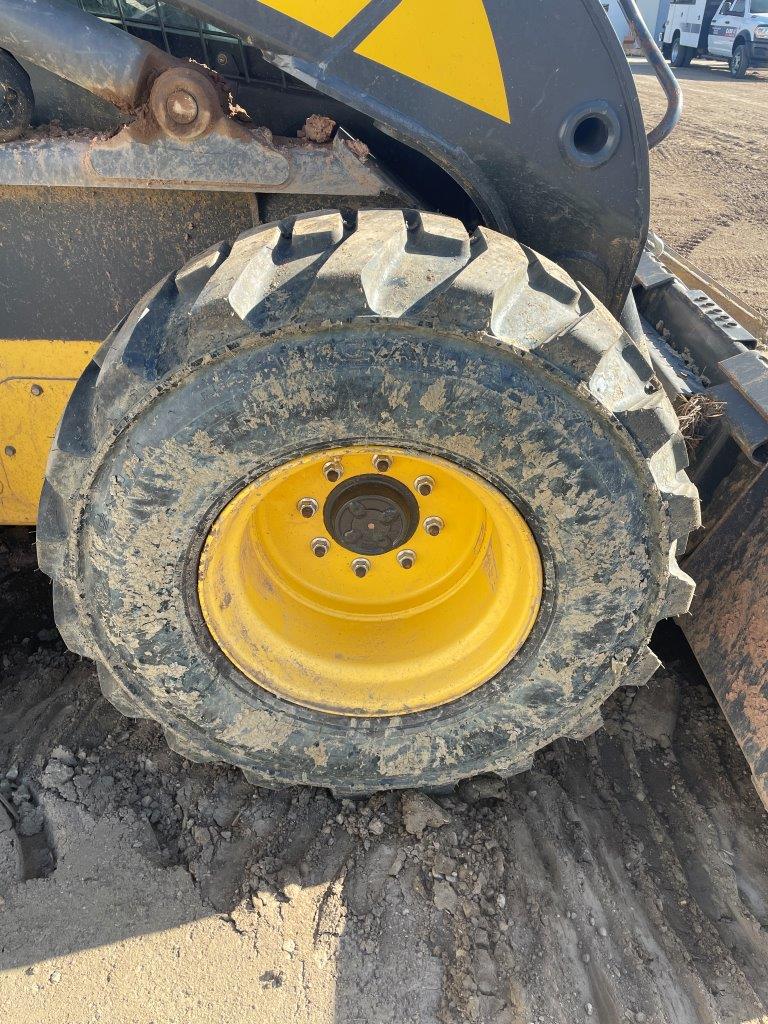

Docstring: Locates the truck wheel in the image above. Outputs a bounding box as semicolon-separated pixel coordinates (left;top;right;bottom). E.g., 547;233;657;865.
670;38;691;67
730;43;750;77
38;210;699;793
661;42;672;59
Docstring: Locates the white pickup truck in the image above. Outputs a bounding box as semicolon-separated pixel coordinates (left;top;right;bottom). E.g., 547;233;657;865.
660;0;768;76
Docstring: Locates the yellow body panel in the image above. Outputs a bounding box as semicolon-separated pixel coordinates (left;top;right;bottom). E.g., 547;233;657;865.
355;0;510;123
198;446;542;717
0;340;100;525
256;0;370;36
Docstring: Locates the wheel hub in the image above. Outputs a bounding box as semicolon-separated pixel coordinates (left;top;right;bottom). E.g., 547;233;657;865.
198;446;543;716
324;474;419;555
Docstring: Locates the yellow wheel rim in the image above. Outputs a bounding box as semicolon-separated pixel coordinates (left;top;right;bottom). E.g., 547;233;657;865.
198;446;543;716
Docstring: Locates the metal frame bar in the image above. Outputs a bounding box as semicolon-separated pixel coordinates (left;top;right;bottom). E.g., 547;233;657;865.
617;0;683;148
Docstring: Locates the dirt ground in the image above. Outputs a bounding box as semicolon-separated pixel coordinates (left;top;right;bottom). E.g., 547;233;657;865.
634;60;768;320
2;63;768;1024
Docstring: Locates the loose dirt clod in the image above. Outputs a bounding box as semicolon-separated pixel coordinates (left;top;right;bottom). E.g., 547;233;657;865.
401;792;451;836
298;114;336;143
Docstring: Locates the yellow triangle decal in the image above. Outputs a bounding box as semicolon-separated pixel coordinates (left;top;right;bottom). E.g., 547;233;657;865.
355;0;510;123
257;0;370;38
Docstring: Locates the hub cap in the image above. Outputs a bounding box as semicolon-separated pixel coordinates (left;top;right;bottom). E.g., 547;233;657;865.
324;474;420;555
198;446;543;716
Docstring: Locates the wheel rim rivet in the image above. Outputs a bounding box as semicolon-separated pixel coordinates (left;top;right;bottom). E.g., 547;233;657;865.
297;497;318;519
424;516;444;537
397;549;416;570
415;475;434;497
373;454;392;473
323;460;343;483
311;537;330;558
352;558;371;578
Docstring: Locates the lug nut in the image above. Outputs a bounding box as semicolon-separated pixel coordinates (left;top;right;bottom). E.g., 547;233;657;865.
397;549;416;570
323;460;343;483
351;558;371;578
311;537;330;558
415;475;434;497
297;497;318;519
424;515;444;537
166;89;199;125
373;454;392;473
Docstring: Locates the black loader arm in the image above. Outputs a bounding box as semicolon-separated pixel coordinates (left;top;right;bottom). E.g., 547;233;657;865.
173;0;651;316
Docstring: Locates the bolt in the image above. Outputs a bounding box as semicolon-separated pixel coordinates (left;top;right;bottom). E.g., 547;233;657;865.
30;384;43;396
323;460;343;483
397;549;416;570
216;51;228;66
424;516;444;537
415;475;434;497
4;445;16;458
311;537;330;558
297;497;318;519
166;90;199;126
373;454;392;473
5;88;17;104
352;558;371;578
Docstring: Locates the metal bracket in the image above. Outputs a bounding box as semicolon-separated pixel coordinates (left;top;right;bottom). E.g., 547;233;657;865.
0;123;398;196
635;241;768;466
0;2;398;199
719;350;768;415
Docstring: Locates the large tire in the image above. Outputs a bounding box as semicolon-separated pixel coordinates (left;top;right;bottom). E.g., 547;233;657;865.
38;210;699;793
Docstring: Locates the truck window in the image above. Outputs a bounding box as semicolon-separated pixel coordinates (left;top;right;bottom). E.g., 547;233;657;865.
750;0;768;11
730;0;745;11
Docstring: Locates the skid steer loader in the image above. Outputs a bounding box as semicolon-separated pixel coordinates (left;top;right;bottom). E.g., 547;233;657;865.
0;0;765;799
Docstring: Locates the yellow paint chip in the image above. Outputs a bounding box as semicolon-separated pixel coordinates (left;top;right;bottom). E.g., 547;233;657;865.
355;0;510;122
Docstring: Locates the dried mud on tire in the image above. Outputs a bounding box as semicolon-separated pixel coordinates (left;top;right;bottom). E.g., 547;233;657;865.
38;208;697;791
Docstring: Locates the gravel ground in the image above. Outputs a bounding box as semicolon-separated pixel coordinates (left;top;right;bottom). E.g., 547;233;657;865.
2;62;768;1024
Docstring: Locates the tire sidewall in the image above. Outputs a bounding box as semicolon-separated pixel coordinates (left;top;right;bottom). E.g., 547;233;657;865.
78;322;666;789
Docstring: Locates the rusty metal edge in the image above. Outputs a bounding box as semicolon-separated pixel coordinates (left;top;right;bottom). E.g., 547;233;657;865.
680;466;768;812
